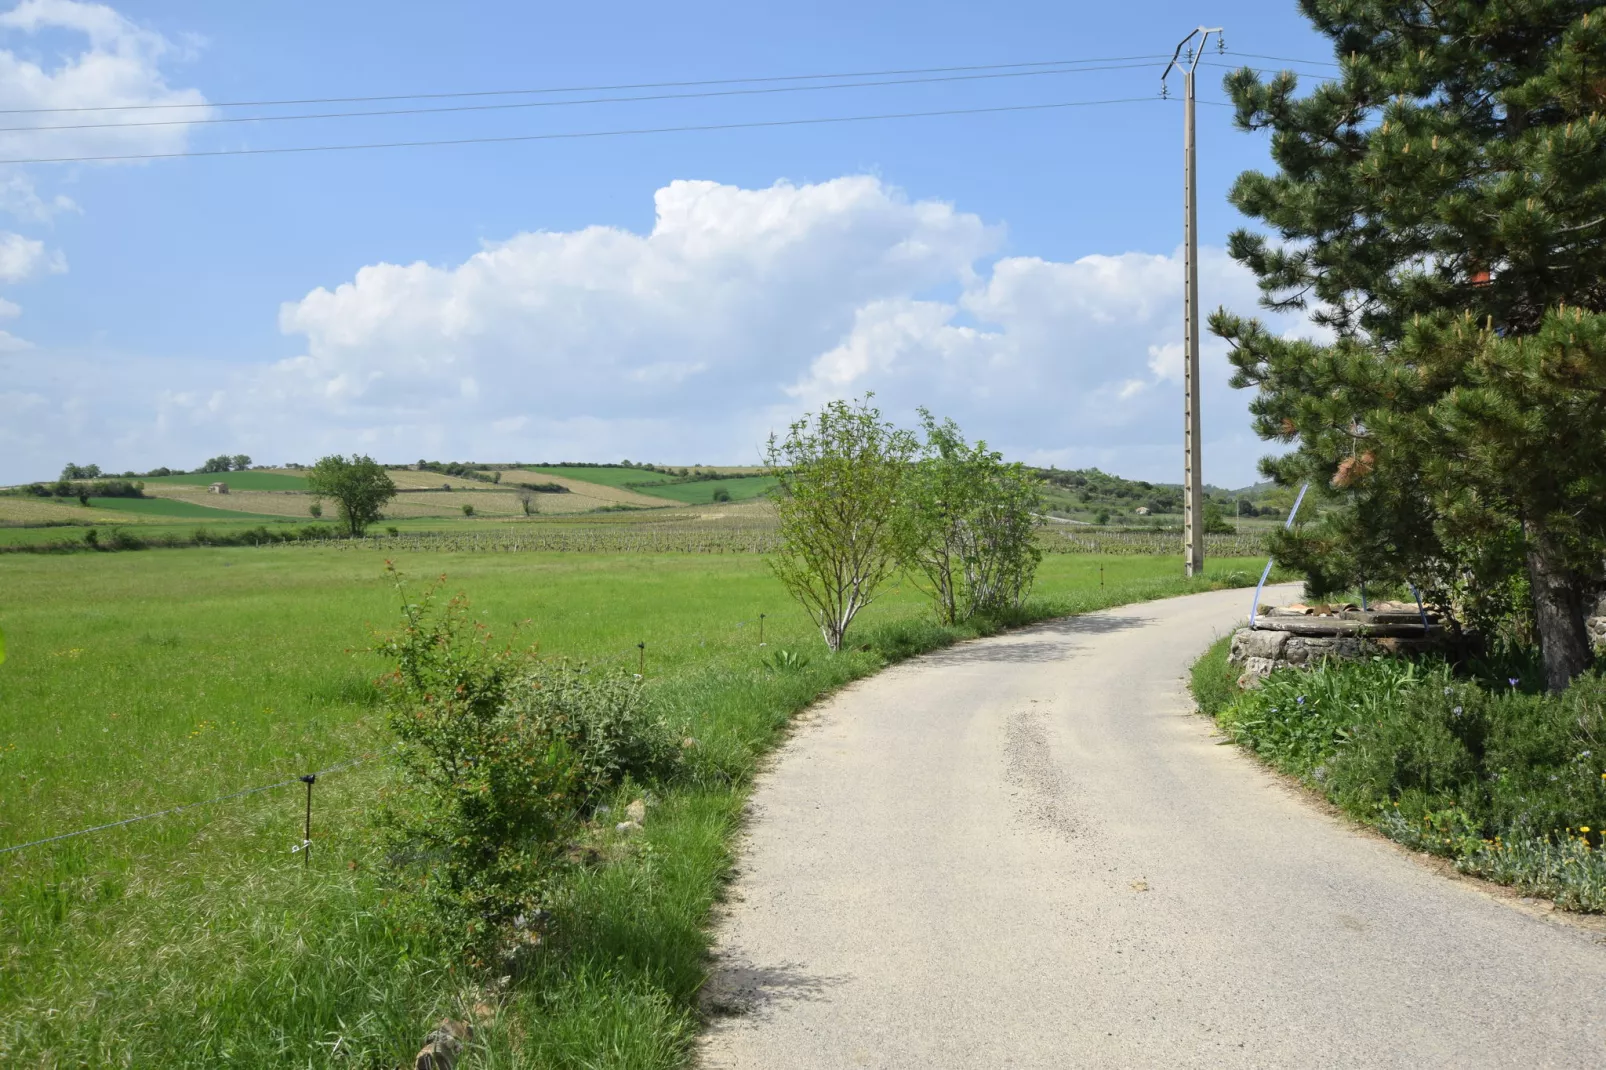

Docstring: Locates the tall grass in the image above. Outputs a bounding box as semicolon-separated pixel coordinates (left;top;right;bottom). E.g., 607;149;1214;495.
0;548;1259;1065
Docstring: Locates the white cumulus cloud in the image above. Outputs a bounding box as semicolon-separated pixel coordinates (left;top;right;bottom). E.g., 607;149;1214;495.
3;175;1317;486
0;0;211;163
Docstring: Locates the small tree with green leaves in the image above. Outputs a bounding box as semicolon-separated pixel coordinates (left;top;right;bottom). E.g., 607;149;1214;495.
305;454;396;537
766;395;917;651
894;411;1044;624
230;454;252;471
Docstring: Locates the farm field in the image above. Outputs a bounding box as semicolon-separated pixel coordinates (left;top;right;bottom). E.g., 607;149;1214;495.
0;544;1265;1066
636;474;779;505
86;495;286;520
522;466;776;504
143;471;309;491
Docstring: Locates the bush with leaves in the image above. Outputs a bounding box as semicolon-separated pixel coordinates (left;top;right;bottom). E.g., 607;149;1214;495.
1207;651;1606;907
766;395;917;651
500;662;678;801
373;568;675;965
374;571;581;966
893;410;1044;624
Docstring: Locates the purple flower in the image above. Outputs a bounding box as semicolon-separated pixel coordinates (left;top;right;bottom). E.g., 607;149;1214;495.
1297;696;1306;705
1452;706;1463;716
1509;677;1520;687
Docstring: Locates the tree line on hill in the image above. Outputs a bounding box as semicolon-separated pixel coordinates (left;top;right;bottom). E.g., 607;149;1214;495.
54;455;253;482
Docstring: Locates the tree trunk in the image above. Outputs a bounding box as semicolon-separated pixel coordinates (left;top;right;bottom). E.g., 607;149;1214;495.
1523;522;1592;692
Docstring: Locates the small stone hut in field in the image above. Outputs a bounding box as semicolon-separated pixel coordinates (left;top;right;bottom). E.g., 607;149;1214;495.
208;482;228;494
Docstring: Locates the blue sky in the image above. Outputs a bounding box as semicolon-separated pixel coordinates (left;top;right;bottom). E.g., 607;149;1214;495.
0;0;1335;485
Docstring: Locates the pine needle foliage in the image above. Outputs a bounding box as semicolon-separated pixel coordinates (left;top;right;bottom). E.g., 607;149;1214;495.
1210;1;1606;690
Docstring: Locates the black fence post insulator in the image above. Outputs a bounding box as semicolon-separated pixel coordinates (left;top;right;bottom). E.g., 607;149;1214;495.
299;774;317;867
637;642;646;677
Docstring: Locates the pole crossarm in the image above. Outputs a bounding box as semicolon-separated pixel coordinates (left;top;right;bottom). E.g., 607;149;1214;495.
1161;26;1225;86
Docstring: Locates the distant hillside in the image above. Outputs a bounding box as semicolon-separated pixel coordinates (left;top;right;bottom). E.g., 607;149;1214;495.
1030;468;1300;525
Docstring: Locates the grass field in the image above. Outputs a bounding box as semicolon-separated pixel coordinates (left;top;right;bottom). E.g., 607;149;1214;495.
636;474;778;505
0;546;1262;1065
523;465;680;488
86;496;287;519
522;467;775;505
142;471;310;491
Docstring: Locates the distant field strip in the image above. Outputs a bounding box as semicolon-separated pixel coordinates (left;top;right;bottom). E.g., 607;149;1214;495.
522;465;678;488
520;466;775;503
86;497;287;520
633;474;778;504
142;471;309;491
0;497;161;527
503;469;680;507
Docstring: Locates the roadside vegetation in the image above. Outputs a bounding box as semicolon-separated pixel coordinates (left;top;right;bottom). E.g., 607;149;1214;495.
1187;0;1606;916
1193;641;1606;910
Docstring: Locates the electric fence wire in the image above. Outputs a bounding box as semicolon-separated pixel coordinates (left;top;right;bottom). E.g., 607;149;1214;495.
0;752;378;857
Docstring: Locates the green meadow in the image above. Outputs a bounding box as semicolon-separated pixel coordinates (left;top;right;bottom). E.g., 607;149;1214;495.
522;465;680;488
0;546;1262;1066
86;496;287;520
521;467;776;504
631;475;779;505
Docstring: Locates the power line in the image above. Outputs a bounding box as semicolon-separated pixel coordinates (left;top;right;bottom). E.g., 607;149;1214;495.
0;54;1174;115
0;61;1165;135
1;95;1169;165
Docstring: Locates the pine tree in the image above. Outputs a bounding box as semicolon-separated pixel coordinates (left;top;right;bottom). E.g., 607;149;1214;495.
1211;1;1606;690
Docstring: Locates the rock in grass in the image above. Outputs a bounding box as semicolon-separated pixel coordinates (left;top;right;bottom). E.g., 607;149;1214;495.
626;798;647;823
415;1018;472;1070
616;820;642;833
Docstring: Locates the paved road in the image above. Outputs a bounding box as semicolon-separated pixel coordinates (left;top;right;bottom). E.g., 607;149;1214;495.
698;585;1606;1069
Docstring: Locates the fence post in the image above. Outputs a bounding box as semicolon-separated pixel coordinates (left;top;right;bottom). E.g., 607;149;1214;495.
299;774;316;867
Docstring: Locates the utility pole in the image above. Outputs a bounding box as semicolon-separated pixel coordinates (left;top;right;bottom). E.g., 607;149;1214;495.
1163;26;1223;578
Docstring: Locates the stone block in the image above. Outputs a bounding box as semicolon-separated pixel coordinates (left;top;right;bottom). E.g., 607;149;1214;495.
1229;628;1288;666
1282;636;1370;666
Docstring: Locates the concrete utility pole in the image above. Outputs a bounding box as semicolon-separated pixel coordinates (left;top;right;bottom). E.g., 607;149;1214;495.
1163;26;1223;578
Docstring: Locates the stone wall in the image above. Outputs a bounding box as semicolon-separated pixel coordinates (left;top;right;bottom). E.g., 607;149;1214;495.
1228;627;1444;689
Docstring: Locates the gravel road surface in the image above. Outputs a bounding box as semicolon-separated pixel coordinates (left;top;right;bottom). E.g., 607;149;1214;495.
698;585;1606;1069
